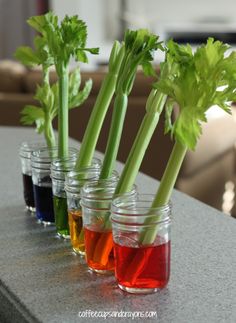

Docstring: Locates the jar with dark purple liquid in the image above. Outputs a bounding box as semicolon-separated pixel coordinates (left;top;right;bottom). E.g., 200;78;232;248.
31;147;78;225
19;142;46;212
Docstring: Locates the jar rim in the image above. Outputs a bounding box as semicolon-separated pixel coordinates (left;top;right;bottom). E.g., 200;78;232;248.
51;157;101;175
65;167;101;193
31;147;78;169
80;171;120;200
111;194;171;225
19;141;46;159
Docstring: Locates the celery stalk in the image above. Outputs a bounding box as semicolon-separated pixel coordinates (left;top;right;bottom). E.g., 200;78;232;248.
115;90;167;194
123;38;236;284
58;66;69;158
75;41;125;169
139;141;187;245
99;93;128;179
152;141;187;207
44;114;56;149
99;29;163;180
16;12;98;154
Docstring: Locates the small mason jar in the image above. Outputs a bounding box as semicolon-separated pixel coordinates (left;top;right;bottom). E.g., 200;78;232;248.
80;175;136;274
51;157;101;239
111;194;171;294
19;141;46;212
65;167;103;255
31;147;78;225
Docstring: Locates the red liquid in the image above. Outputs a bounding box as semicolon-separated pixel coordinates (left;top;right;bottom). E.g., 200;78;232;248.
84;228;114;272
113;240;170;289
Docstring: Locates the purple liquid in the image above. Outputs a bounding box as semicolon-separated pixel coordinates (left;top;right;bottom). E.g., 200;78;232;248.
33;184;55;223
22;174;35;209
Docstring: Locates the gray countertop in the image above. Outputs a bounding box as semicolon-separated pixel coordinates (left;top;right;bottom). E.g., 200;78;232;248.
0;126;235;323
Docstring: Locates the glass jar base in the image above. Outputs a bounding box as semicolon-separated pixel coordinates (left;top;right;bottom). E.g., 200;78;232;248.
25;205;36;213
42;221;55;227
56;232;63;238
88;266;113;275
118;283;159;294
72;248;85;256
62;234;70;240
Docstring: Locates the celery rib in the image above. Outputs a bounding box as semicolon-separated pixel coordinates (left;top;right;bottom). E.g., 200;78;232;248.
58;68;69;158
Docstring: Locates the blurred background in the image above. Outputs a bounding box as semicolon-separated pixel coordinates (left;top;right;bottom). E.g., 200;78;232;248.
1;0;236;65
1;0;236;217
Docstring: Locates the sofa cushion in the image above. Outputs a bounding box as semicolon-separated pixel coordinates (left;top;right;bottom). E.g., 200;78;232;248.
0;60;26;93
23;67;58;93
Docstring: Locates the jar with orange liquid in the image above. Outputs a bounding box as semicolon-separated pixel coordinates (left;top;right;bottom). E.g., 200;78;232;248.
80;176;135;274
65;167;101;255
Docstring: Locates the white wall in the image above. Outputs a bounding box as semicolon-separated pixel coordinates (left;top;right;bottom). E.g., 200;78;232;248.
49;0;236;64
50;0;110;67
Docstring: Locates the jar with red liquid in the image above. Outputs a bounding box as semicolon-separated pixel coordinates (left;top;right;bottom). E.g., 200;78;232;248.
65;167;102;255
80;176;136;274
111;194;171;294
31;147;78;225
19;141;46;212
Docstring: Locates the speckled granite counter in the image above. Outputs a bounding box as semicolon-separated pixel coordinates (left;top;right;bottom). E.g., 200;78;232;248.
0;126;235;323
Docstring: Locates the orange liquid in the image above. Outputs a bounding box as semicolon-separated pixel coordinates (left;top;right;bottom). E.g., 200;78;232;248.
68;210;85;255
84;228;114;272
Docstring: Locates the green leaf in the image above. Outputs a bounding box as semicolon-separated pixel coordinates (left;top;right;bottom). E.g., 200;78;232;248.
27;15;47;33
27;11;58;34
50;83;59;118
61;15;87;49
69;79;92;109
34;36;54;67
20;105;45;133
164;98;175;135
116;29;164;94
156;38;236;150
142;61;157;77
34;83;54;113
84;47;99;55
69;67;81;98
14;46;41;67
75;50;88;63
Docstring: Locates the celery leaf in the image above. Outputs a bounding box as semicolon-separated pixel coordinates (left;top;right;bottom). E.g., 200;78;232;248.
156;38;236;150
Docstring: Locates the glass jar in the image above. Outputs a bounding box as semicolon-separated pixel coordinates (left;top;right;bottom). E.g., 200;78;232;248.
31;147;78;225
19;141;46;212
111;194;171;294
65;167;103;255
80;175;135;274
51;157;101;239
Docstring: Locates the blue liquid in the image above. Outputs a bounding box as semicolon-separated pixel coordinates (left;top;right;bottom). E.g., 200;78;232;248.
33;184;55;223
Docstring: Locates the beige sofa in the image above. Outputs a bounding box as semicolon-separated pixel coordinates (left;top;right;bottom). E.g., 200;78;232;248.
1;60;236;214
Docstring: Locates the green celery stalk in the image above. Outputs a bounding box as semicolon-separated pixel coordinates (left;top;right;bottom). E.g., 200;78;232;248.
139;38;236;245
114;51;178;194
16;12;99;154
152;141;187;207
115;89;167;194
99;29;163;180
58;65;69;158
89;30;164;267
27;12;99;159
139;141;187;244
123;38;236;284
75;41;125;169
99;93;128;179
